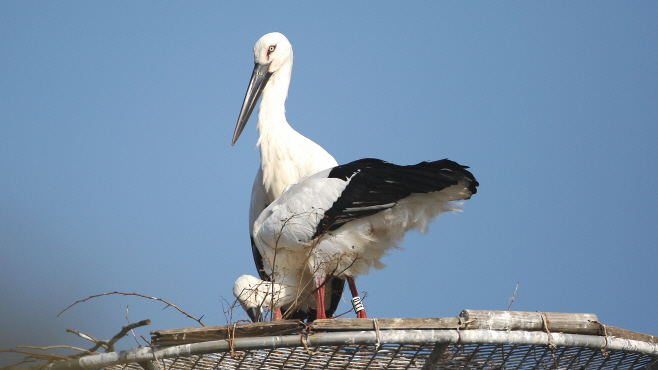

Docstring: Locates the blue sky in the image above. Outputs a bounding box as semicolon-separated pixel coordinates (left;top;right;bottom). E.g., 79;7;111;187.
1;2;657;365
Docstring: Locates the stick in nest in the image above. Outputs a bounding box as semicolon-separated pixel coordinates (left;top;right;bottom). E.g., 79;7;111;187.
508;282;519;311
103;319;151;352
1;320;153;369
58;291;205;326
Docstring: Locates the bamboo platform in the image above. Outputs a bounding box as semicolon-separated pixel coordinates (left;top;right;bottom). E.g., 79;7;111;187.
151;310;658;346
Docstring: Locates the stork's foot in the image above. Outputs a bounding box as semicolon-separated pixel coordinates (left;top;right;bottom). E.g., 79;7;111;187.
273;308;283;321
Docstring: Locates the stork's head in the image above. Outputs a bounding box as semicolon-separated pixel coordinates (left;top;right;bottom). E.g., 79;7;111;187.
253;32;293;73
233;274;286;322
232;32;294;146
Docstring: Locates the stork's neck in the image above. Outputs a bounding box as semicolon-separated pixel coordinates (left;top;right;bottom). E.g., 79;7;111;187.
255;62;303;201
253;62;338;203
257;63;294;139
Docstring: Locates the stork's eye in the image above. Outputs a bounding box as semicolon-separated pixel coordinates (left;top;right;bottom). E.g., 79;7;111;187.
267;45;276;57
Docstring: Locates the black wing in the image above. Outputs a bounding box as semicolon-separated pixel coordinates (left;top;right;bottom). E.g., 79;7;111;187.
312;158;478;239
251;236;270;281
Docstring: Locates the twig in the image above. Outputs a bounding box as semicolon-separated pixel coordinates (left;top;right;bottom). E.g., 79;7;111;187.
139;334;152;346
103;319;151;352
66;329;108;349
1;344;102;370
58;291;205;327
0;357;44;370
508;282;519;311
17;345;92;353
69;320;151;353
219;295;231;325
0;349;75;369
0;321;153;370
0;349;71;360
126;305;142;347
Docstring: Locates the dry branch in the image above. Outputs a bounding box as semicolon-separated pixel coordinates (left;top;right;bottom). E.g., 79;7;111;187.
126;305;143;347
17;345;91;353
58;291;204;327
102;319;151;352
508;282;519;311
0;348;75;370
139;334;151;346
66;329;108;350
1;315;154;370
0;349;70;360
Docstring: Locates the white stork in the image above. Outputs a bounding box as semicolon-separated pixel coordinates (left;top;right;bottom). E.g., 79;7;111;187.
232;32;362;320
234;158;479;320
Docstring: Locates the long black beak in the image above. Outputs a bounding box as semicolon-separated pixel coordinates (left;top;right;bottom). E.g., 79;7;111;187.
232;63;273;146
246;306;263;322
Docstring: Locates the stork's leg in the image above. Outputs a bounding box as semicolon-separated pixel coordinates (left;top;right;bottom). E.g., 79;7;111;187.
348;277;367;318
273;308;283;321
315;274;327;320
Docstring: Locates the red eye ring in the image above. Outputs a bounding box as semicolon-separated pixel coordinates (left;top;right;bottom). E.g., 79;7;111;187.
267;45;276;57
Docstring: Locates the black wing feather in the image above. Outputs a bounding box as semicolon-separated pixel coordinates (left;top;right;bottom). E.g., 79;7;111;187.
312;158;478;239
251;236;270;281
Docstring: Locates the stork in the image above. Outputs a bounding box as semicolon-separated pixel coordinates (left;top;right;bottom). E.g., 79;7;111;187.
234;158;478;320
232;32;354;320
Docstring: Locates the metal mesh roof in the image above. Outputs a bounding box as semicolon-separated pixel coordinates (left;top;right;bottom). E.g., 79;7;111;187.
105;341;656;370
40;311;658;370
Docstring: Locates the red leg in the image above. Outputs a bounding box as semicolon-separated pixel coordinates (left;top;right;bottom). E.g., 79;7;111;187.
348;277;367;318
273;308;282;321
316;275;326;320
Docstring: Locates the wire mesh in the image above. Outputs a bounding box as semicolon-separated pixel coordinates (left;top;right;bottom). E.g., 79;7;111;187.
106;342;656;370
